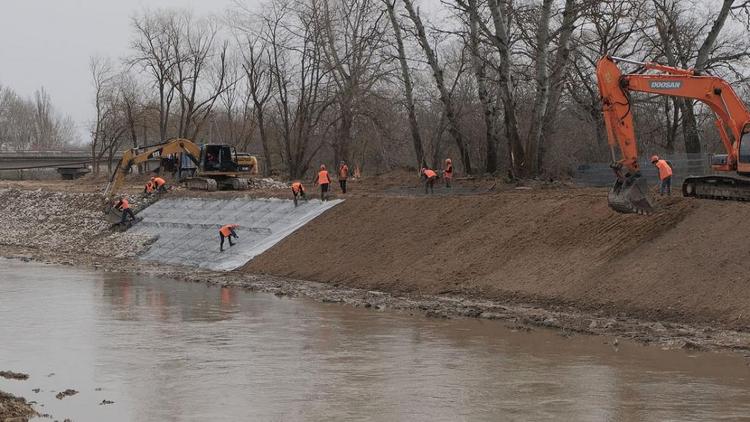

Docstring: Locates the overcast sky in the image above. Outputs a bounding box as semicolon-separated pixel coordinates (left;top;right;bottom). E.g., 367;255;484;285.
0;0;254;142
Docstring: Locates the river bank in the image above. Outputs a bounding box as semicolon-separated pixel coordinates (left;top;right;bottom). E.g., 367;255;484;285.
2;182;750;354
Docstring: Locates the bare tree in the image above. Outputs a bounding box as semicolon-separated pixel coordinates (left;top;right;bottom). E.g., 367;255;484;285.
261;0;334;178
167;12;231;139
90;56;128;174
384;0;424;168
316;0;390;166
402;0;473;174
652;0;738;153
130;10;177;141
242;39;274;175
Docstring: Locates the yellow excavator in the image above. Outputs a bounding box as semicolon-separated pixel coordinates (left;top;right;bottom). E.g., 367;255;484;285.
103;138;255;218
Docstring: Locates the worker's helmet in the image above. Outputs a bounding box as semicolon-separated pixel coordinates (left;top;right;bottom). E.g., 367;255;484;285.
150;176;155;181
650;155;659;163
320;164;326;170
445;158;452;164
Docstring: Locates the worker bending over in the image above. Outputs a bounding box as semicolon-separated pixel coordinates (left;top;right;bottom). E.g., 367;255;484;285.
443;158;453;188
651;155;673;196
291;181;307;206
144;181;155;194
315;164;331;201
421;167;438;194
338;161;349;194
115;196;136;225
151;176;167;193
219;224;239;252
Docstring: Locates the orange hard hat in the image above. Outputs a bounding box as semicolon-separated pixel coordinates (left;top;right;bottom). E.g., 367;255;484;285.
650;155;659;163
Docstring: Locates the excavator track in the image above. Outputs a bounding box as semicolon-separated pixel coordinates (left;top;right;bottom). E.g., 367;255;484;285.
682;175;750;201
186;177;218;191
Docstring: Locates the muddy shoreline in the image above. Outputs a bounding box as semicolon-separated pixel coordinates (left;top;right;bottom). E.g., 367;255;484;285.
3;245;750;356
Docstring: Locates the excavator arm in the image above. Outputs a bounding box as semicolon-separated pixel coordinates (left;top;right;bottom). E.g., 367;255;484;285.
103;138;202;203
596;56;750;213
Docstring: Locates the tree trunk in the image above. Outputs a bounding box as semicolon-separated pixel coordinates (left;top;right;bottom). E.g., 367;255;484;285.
539;0;576;170
385;0;424;168
255;106;271;176
467;0;498;174
526;0;553;176
487;0;525;177
402;0;472;174
695;0;734;72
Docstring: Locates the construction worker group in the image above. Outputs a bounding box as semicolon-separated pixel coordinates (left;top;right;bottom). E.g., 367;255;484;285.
144;176;168;194
291;160;352;204
120;158;458;252
420;158;454;194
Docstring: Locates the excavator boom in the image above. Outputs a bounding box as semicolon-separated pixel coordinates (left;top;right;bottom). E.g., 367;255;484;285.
103;138;202;202
596;55;750;213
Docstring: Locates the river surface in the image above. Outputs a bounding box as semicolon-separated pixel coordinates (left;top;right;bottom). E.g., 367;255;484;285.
1;260;750;421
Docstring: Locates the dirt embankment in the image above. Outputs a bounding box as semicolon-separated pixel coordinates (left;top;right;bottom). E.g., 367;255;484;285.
0;188;154;259
246;189;750;330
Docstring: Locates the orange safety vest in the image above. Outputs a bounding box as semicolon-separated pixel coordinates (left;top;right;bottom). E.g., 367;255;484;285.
153;177;166;187
219;224;237;237
117;199;130;210
655;160;672;180
424;169;437;179
318;170;330;185
444;165;453;178
291;182;304;193
338;165;349;180
145;182;154;193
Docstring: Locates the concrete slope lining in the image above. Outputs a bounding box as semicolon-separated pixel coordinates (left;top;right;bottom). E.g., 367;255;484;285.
130;197;342;271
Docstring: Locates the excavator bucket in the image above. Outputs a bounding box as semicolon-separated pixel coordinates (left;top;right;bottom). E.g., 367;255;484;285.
608;175;654;214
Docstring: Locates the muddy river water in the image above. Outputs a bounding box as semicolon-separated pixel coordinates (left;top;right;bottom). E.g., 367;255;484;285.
2;260;750;421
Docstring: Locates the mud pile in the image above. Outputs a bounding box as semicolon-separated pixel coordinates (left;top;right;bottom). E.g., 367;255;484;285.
0;189;154;258
0;390;36;420
246;189;750;329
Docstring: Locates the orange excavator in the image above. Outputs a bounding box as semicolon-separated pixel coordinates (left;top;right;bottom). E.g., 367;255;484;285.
597;55;750;213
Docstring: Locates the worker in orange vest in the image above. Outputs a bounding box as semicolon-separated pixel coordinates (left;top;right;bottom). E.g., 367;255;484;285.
144;181;155;194
219;224;239;252
338;161;350;194
314;164;331;201
443;158;454;189
151;176;167;193
291;181;307;207
421;166;438;194
115;196;136;225
651;155;673;196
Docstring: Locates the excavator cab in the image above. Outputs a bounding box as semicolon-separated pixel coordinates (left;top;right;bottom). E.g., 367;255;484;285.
202;144;239;173
737;129;750;174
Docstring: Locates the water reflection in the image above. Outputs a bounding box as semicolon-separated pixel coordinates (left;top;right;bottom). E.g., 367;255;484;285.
1;259;749;421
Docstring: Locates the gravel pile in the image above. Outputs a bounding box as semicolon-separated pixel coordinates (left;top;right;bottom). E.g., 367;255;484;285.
0;188;155;257
249;178;288;190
